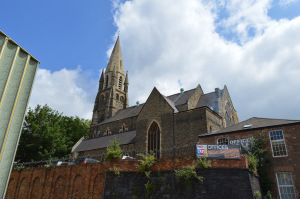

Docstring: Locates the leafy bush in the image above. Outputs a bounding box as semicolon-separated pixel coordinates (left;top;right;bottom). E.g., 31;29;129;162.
247;152;258;174
175;164;204;186
263;191;273;199
145;180;156;198
197;156;211;168
248;133;273;196
254;190;262;199
137;152;156;178
109;166;120;176
106;137;122;160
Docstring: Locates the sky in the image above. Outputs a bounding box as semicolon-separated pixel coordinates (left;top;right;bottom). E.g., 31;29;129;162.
1;0;300;121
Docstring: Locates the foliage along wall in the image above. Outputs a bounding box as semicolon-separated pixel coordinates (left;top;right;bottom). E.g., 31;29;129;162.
5;155;250;199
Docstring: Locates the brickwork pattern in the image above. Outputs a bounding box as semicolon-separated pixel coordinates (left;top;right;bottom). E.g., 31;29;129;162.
198;123;300;198
6;155;248;199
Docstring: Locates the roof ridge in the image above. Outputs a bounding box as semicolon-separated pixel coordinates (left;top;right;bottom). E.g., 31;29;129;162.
167;87;197;98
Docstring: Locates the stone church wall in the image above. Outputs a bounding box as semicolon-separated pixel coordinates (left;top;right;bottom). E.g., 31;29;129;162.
6;155;249;199
173;107;222;150
90;116;138;138
135;88;174;156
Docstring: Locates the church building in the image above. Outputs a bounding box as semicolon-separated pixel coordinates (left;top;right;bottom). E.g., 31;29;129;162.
72;37;239;159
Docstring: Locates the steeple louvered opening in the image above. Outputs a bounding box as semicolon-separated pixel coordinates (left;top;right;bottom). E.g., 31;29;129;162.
118;76;122;89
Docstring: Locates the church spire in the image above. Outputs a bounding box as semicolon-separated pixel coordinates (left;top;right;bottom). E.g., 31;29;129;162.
99;69;104;91
105;36;124;75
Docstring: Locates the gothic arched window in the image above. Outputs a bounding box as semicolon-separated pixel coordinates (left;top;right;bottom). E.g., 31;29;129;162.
118;76;122;89
120;96;124;102
105;75;109;88
148;122;160;158
116;94;119;101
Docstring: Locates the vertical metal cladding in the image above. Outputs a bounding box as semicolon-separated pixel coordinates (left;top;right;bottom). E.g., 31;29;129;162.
0;30;39;198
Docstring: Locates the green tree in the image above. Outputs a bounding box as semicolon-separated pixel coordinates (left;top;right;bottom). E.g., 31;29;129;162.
15;104;91;162
106;136;122;160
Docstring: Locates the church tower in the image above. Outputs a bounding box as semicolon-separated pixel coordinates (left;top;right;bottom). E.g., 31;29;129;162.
92;36;129;125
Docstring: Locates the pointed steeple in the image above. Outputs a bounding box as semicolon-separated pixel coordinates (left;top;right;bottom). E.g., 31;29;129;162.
91;36;129;127
99;69;104;91
105;36;124;75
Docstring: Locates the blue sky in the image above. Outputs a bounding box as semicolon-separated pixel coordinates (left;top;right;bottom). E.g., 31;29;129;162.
1;0;300;121
1;0;116;73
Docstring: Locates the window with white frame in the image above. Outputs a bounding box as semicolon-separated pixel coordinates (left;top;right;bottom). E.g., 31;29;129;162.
269;130;288;157
217;137;228;145
276;172;296;199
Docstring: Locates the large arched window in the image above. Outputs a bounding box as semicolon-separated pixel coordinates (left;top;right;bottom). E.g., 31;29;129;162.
148;122;160;158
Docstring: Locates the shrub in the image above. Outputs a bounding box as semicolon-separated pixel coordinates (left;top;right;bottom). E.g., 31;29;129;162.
106;136;122;160
145;180;156;198
247;152;258;174
254;190;262;199
137;152;156;178
248;133;273;194
263;191;273;199
197;156;211;168
175;164;203;186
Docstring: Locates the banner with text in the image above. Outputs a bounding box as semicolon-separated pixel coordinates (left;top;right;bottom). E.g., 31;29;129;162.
196;144;241;159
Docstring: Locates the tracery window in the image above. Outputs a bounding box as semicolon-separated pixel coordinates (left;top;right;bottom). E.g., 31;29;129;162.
148;122;160;158
100;95;104;101
120;96;124;102
105;93;109;100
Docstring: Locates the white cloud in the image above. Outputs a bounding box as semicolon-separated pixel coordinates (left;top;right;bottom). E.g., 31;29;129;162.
29;0;300;122
110;0;300;121
29;67;97;119
278;0;298;7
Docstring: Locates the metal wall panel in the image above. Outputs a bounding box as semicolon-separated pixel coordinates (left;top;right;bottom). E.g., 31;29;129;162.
0;30;39;198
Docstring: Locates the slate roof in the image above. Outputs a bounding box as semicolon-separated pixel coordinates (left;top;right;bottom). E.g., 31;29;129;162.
196;91;218;109
199;117;300;137
97;86;222;125
167;88;196;106
73;131;136;152
99;104;144;124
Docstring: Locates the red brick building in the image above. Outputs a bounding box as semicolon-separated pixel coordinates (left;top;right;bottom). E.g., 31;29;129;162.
198;117;300;199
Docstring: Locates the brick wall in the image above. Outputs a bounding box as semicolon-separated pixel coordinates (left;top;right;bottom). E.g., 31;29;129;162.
198;123;300;198
5;155;248;199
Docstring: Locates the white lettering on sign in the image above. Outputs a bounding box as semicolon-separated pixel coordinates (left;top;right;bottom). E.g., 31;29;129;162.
229;138;252;148
208;145;228;150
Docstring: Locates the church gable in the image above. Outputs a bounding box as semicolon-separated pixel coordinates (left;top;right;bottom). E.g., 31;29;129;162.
135;87;177;154
137;87;177;122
